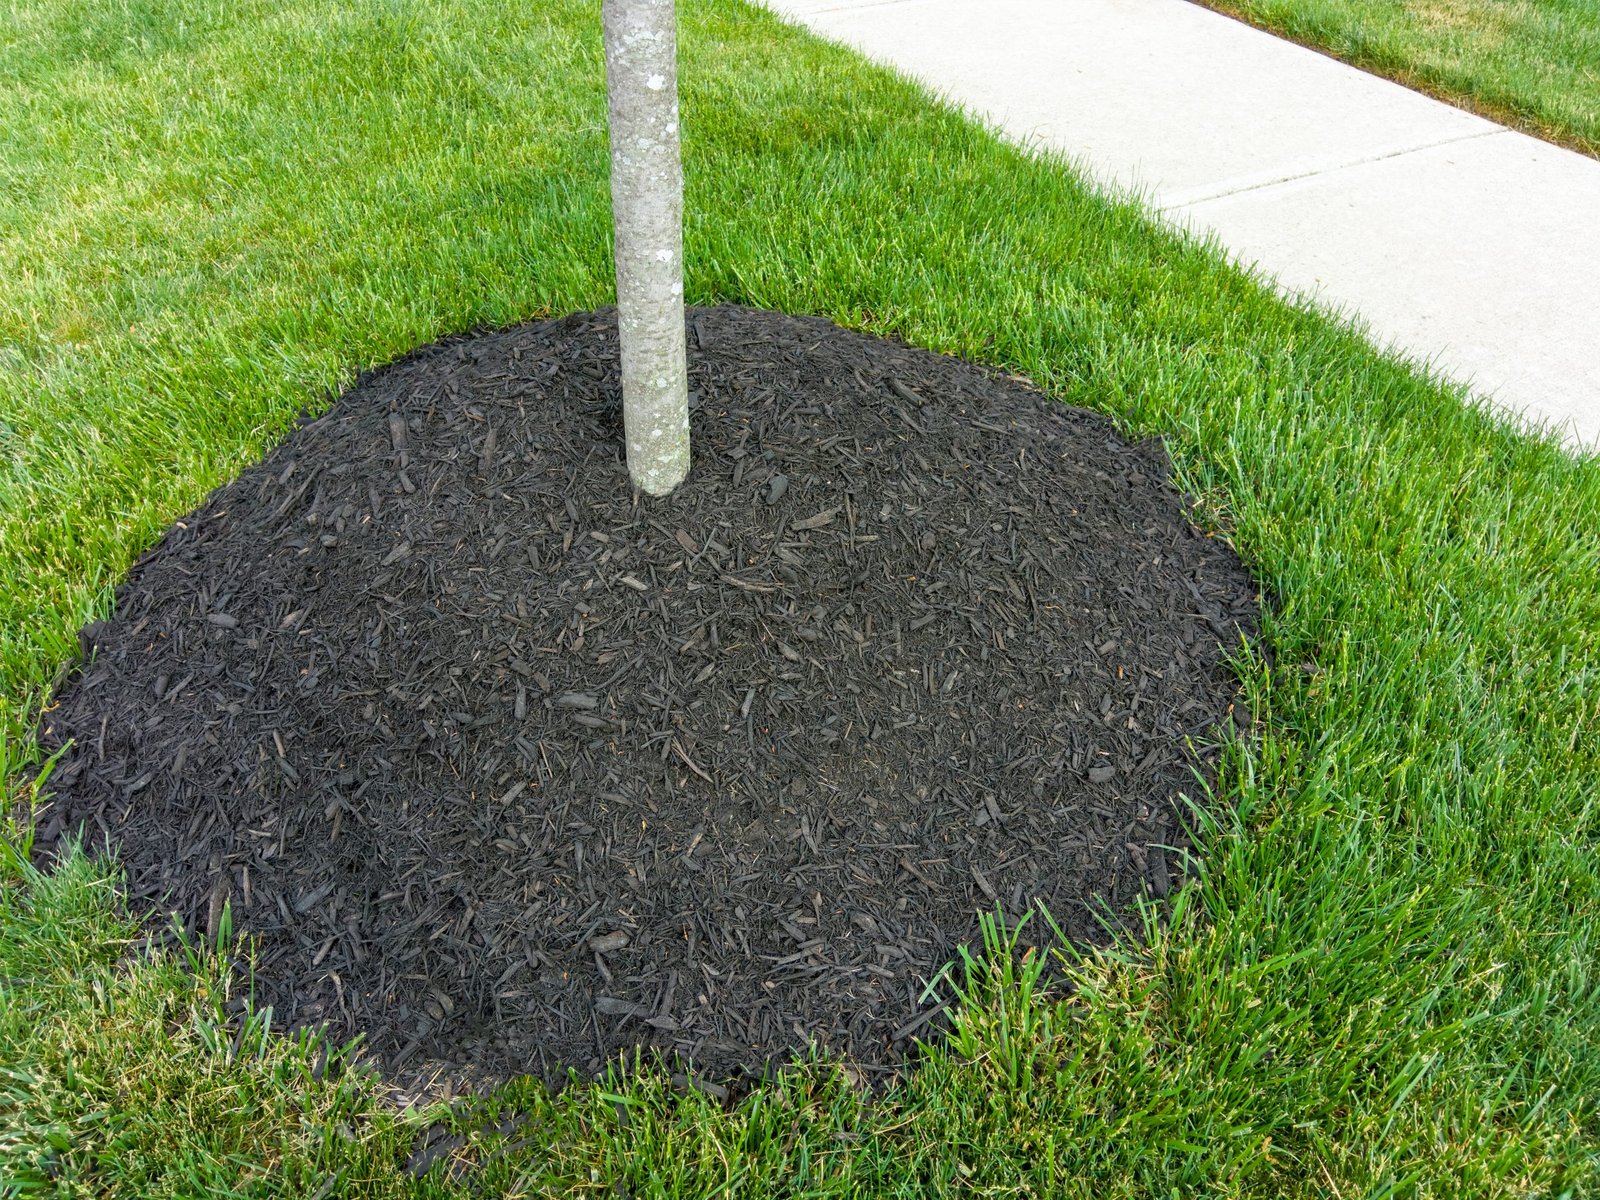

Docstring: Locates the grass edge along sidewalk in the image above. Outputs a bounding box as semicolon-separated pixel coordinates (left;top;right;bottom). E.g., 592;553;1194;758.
1198;0;1600;159
3;0;1599;1195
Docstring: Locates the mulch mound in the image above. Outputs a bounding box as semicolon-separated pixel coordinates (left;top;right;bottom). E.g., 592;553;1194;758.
34;305;1256;1092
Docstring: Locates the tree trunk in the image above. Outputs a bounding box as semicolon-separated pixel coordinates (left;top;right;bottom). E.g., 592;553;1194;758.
603;0;690;496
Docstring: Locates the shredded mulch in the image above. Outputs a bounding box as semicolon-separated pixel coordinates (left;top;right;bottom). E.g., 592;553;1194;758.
33;305;1257;1092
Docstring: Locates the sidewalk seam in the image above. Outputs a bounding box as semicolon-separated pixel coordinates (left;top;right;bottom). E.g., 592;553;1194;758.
1166;128;1508;209
799;0;935;13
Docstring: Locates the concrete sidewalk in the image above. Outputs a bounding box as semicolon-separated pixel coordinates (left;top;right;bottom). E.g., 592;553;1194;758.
762;0;1600;449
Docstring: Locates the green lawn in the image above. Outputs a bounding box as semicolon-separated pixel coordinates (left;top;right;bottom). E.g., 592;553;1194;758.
1201;0;1600;157
4;0;1599;1195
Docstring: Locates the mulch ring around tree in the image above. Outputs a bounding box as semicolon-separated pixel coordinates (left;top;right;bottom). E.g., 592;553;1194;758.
33;304;1258;1097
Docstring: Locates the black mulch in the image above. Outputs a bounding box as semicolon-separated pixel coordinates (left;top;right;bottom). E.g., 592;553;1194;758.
34;305;1257;1093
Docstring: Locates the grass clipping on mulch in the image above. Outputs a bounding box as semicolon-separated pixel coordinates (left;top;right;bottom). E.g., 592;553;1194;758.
35;305;1256;1090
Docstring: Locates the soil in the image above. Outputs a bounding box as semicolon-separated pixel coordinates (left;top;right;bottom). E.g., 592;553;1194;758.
33;305;1257;1093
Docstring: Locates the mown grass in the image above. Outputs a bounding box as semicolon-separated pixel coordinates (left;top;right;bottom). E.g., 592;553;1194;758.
1199;0;1600;157
3;0;1598;1195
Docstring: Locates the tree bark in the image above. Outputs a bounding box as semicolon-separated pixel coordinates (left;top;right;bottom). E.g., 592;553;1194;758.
603;0;690;496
